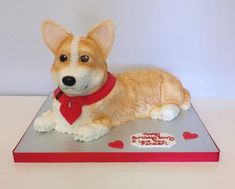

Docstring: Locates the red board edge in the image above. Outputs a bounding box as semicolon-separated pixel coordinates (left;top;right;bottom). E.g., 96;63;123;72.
13;151;220;163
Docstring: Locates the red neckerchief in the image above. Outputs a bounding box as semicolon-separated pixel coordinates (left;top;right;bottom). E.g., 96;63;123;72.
54;72;116;125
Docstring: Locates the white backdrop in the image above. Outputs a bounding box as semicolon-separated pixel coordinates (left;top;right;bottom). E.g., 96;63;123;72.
0;0;235;97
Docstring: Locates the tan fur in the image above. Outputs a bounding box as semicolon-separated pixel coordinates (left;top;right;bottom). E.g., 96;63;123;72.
37;19;191;141
89;69;190;126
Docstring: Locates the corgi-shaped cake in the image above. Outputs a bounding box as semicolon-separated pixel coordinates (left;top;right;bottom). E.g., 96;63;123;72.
34;20;191;142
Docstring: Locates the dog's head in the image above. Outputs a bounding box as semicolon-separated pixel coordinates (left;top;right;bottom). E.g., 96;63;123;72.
42;20;115;96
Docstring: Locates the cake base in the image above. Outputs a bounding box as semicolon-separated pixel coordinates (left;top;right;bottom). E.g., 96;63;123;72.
13;95;220;162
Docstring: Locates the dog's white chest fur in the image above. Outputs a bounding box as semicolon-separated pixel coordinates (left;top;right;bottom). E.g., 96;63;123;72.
52;98;92;134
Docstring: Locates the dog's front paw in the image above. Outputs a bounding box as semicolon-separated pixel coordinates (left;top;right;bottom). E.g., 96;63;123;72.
34;110;56;133
73;124;111;142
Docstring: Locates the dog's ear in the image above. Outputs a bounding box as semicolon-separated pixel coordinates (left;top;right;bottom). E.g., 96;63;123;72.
87;20;115;59
42;20;72;54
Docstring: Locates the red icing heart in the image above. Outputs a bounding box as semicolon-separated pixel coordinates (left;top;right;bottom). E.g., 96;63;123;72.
108;140;124;149
183;132;199;140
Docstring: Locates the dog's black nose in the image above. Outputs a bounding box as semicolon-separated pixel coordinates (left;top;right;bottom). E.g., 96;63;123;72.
62;76;76;86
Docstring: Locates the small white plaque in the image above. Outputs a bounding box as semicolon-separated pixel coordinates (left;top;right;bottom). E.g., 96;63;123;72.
131;132;176;148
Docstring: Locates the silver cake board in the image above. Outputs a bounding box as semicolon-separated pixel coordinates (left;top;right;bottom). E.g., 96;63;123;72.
13;95;220;162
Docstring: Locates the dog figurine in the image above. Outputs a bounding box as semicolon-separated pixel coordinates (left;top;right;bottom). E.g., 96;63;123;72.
34;20;191;142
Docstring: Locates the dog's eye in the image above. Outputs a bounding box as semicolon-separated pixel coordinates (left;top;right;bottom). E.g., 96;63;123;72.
80;55;89;63
59;54;68;62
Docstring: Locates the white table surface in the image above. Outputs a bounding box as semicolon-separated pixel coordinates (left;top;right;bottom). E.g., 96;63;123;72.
0;96;234;189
